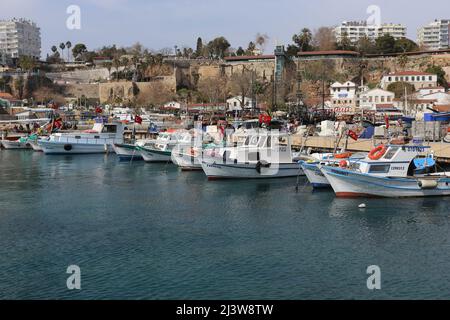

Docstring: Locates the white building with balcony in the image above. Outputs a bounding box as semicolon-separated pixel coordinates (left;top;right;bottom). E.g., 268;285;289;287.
418;19;450;51
380;71;438;90
334;21;407;44
0;18;41;60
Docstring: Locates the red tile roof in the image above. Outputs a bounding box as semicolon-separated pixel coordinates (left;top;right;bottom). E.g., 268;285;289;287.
297;50;359;56
224;55;275;61
387;71;434;76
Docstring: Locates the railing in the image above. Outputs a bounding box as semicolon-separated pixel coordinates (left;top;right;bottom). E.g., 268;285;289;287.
53;136;121;145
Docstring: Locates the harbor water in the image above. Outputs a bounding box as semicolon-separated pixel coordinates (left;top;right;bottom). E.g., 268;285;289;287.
2;150;450;299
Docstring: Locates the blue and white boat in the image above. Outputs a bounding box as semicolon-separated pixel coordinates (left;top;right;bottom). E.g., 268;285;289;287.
300;152;367;189
319;145;449;198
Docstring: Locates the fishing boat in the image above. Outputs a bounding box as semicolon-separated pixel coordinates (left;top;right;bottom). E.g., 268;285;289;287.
300;152;367;188
170;132;203;170
138;131;184;163
201;132;304;180
320;144;449;198
112;140;150;161
0;136;32;150
39;119;125;155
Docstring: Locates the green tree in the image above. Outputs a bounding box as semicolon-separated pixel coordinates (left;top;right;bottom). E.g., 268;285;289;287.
65;41;72;62
293;28;314;52
387;82;415;98
207;37;231;59
426;65;448;89
337;32;355;51
72;43;87;61
394;38;418;53
356;35;376;55
18;56;36;74
246;41;257;55
375;34;396;54
59;43;66;60
195;37;203;57
236;47;245;56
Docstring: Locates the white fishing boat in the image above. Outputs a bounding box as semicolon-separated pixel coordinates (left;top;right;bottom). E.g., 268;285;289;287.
300;152;367;188
39;119;124;155
320;144;450;198
138;131;183;163
113;140;150;161
170;132;203;170
201;132;304;180
0;137;31;150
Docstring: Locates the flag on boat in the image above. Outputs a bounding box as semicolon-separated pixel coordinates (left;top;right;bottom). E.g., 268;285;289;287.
95;107;103;114
385;116;390;129
135;115;143;124
348;130;358;141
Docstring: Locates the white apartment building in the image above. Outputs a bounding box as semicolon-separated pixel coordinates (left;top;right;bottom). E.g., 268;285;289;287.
360;88;395;110
418;19;450;51
0;18;41;60
330;81;357;108
380;71;438;90
335;21;407;44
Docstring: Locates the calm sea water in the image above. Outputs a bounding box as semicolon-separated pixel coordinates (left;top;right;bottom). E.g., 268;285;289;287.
1;150;450;300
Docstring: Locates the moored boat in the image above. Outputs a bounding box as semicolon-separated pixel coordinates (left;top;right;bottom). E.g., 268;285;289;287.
39;119;125;155
320;144;449;198
201;132;304;180
138;131;184;163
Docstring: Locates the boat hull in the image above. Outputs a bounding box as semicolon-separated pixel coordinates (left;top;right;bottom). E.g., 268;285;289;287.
29;141;44;152
40;141;113;154
171;151;202;171
301;162;331;188
140;148;172;163
321;166;450;198
1;140;31;150
201;159;303;180
113;144;143;161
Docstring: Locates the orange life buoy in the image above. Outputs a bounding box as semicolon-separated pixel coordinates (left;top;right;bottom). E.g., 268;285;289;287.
334;152;353;159
368;145;387;161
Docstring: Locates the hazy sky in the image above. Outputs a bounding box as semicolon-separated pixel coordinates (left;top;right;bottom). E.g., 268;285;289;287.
1;0;449;57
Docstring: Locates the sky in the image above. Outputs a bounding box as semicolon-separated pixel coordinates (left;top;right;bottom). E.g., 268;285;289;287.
1;0;449;58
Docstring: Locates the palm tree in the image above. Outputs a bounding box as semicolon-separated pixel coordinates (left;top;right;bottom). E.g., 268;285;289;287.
66;41;72;62
59;43;66;61
112;57;121;81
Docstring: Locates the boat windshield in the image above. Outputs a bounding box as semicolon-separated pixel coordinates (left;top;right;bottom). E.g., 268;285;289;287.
102;125;117;133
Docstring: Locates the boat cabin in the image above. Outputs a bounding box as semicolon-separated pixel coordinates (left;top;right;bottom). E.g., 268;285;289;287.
353;145;433;178
234;133;294;164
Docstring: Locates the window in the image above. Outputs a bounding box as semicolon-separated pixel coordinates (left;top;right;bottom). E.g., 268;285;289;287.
383;147;399;160
368;164;391;173
429;76;432;81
